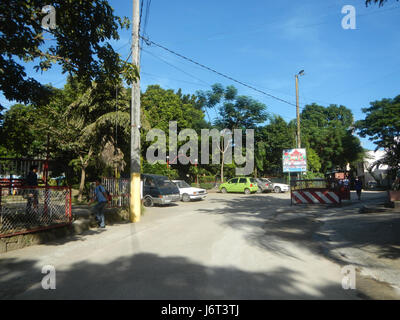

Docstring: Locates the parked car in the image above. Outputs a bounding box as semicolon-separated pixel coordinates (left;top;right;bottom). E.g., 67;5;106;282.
219;177;258;194
171;180;207;202
141;174;180;207
255;178;271;193
256;178;290;193
367;181;378;189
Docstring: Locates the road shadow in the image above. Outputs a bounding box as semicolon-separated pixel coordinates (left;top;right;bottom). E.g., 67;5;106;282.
196;193;400;264
0;252;358;300
320;211;400;261
196;194;325;258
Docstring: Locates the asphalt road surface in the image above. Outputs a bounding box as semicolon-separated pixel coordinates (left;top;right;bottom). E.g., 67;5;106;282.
0;191;390;299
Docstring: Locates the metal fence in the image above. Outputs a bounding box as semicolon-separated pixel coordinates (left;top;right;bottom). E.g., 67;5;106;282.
290;179;329;190
0;158;49;183
0;186;72;238
90;178;130;208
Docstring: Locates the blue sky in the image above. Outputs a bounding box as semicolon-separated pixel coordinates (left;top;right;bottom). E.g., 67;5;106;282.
2;0;400;150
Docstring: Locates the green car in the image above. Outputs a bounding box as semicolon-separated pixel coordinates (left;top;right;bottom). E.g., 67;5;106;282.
219;177;258;194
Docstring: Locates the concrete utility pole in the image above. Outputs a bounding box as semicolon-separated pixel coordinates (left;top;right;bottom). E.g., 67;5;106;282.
295;70;304;148
130;0;141;222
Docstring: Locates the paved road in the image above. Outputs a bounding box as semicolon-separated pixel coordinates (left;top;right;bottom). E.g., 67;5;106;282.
0;191;376;299
317;191;400;298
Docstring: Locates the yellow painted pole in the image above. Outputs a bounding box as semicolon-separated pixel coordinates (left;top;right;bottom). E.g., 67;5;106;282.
130;0;141;222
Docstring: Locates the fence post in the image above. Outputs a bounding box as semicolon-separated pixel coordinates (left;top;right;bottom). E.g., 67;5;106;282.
0;186;2;225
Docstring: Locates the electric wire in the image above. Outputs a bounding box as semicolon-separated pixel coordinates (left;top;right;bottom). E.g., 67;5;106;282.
141;36;298;108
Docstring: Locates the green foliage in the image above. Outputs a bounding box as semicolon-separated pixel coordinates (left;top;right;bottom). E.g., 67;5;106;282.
356;95;400;175
192;182;214;190
198;175;218;183
255;115;295;176
299;103;363;173
0;0;135;114
307;148;321;173
302;171;325;180
141;85;209;179
142;85;207;132
197;83;268;129
142;161;179;179
0;104;47;157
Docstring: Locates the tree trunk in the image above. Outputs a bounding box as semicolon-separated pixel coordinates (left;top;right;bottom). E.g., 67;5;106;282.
221;152;224;183
77;148;93;202
78;166;86;202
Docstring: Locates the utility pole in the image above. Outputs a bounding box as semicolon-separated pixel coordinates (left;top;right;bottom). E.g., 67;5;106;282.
295;70;304;149
130;0;141;222
295;70;304;182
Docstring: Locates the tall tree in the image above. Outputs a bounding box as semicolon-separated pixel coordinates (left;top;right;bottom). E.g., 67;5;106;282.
255;115;295;176
0;0;136;117
197;83;268;181
355;95;400;177
197;84;268;130
62;78;134;200
300;103;364;173
0;103;46;158
141;85;208;179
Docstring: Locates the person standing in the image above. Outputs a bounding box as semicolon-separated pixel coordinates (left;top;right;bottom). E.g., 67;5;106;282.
90;179;109;228
25;165;39;215
355;177;363;201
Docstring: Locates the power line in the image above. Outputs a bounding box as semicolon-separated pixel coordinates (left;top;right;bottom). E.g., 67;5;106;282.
142;48;211;87
139;0;151;59
139;0;144;32
143;0;152;37
141;71;210;88
140;36;298;108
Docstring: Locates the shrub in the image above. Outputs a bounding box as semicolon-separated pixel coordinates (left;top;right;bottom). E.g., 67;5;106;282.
192;182;214;190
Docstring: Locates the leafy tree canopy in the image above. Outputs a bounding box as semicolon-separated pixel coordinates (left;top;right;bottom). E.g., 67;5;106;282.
255;115;295;176
0;0;137;115
197;83;268;130
300;103;363;173
355;95;400;174
142;85;207;133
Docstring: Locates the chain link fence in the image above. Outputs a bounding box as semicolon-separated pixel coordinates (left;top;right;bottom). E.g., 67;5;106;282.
0;186;72;237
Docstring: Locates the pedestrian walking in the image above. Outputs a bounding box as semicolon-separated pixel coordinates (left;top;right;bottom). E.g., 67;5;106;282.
89;179;109;228
25;165;39;215
355;177;363;201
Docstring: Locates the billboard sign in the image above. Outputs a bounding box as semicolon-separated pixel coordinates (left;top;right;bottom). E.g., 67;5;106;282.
283;149;307;173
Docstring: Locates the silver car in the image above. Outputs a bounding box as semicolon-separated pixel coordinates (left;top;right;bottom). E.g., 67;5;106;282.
256;178;290;193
